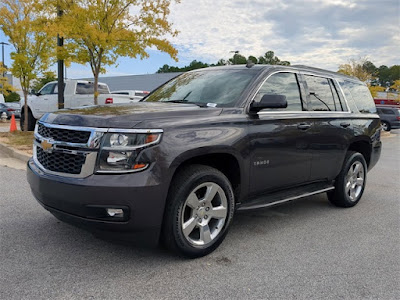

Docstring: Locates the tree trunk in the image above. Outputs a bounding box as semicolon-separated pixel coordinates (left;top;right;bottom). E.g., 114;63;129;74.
23;90;28;131
93;72;98;106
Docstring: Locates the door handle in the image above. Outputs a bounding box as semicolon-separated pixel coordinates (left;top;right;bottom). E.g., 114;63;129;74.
340;122;351;128
297;123;311;130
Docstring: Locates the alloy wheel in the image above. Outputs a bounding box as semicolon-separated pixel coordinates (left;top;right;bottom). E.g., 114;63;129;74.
181;182;228;246
345;161;365;201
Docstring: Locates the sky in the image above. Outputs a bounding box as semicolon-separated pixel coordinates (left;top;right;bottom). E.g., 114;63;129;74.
1;0;399;79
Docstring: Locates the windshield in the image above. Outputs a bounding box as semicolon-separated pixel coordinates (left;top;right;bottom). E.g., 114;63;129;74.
144;69;258;107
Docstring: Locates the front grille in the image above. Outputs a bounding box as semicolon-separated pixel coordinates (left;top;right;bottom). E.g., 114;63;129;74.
37;123;91;144
36;147;86;174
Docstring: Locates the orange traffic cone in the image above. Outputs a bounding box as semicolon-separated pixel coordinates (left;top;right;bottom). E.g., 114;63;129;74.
10;114;17;132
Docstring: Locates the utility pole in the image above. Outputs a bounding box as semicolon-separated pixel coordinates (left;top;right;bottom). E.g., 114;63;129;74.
57;7;64;109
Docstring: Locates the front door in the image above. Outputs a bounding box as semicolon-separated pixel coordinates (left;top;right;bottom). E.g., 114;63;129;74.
248;72;312;196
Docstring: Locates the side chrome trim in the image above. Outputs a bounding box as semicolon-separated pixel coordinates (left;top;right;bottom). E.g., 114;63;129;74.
237;187;335;211
246;70;354;116
37;121;164;134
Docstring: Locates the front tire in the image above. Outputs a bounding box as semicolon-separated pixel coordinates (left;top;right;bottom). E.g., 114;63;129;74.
328;151;367;207
162;165;235;258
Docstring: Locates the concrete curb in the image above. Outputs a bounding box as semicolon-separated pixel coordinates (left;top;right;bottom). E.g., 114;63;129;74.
0;142;31;162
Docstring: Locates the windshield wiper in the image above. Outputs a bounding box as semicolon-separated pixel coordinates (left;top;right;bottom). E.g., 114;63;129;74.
164;100;208;107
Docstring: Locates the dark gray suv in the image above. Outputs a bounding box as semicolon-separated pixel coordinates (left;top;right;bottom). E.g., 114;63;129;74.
27;64;382;257
376;105;400;131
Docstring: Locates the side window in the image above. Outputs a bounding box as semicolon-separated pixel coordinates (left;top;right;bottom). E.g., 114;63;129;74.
53;83;65;94
304;75;337;111
382;108;395;115
39;83;56;95
340;80;376;114
254;72;303;111
329;80;344;111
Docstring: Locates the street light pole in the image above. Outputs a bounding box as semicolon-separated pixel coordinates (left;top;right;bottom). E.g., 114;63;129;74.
230;50;239;65
0;42;9;78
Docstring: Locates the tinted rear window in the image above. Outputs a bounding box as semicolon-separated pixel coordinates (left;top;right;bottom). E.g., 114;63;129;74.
339;80;376;114
76;83;109;94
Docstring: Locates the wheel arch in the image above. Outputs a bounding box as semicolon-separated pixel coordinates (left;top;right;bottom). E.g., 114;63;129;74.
347;138;372;167
167;148;245;204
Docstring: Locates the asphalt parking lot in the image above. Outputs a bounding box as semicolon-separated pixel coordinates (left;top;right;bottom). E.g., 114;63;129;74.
0;131;399;299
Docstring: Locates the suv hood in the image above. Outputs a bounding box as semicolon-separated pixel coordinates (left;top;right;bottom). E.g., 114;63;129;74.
42;102;223;128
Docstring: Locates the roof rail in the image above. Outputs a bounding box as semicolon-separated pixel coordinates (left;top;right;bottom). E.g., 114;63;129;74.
292;65;357;80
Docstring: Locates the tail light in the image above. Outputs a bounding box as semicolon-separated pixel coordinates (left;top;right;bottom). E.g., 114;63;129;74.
397;116;400;120
105;98;113;104
7;108;15;112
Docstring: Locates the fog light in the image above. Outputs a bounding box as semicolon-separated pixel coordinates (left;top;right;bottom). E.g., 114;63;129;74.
106;208;124;217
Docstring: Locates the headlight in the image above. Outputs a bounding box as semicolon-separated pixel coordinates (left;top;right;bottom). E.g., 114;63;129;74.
96;131;162;173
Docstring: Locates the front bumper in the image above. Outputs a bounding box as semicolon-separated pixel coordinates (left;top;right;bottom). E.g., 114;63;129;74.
27;159;168;245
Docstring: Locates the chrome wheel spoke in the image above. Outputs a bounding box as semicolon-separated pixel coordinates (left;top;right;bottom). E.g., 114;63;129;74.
353;163;361;175
186;192;200;209
345;181;351;194
356;177;364;186
182;217;197;237
204;184;219;203
199;224;212;244
209;206;227;219
350;188;356;200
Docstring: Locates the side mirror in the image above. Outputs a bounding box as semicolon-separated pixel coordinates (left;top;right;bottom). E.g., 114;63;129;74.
250;94;287;113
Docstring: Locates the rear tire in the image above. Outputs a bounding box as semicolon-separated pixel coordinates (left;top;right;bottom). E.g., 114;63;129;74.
20;109;36;131
381;121;391;132
162;165;235;258
328;151;367;207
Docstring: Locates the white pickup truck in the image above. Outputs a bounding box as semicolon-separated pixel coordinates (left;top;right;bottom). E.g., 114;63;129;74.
21;79;133;130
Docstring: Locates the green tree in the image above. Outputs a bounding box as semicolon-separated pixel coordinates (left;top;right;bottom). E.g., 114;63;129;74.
228;53;247;65
157;60;209;73
0;0;52;131
248;55;258;64
258;51;290;65
31;71;57;92
4;91;21;102
376;65;400;87
362;60;377;76
42;0;179;105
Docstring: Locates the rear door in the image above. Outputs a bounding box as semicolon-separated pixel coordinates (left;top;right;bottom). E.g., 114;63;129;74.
301;74;354;182
248;71;313;196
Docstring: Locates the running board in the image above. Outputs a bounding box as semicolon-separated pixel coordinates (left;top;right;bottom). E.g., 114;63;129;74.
237;183;334;211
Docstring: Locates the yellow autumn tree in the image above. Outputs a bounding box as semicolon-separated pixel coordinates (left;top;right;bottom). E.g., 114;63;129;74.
0;0;52;130
0;63;14;96
338;58;372;82
41;0;179;105
368;85;385;98
389;80;400;101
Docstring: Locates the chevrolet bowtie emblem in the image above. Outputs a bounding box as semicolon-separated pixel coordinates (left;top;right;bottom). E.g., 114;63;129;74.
41;140;53;151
